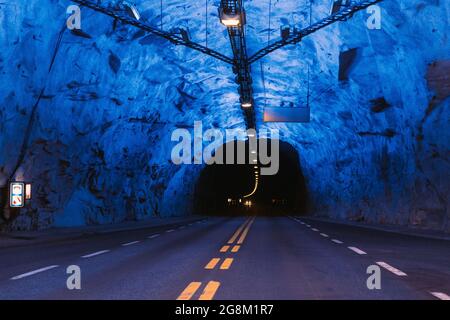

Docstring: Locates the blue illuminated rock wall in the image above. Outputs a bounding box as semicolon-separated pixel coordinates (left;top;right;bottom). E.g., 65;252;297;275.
0;0;448;231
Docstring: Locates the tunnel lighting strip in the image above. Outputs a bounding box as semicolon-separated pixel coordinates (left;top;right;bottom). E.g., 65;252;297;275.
69;0;234;64
243;178;258;198
248;0;383;64
220;0;255;129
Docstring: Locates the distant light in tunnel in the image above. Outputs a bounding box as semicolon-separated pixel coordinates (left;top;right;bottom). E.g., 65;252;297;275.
251;150;256;154
227;198;232;203
241;102;252;108
252;159;257;163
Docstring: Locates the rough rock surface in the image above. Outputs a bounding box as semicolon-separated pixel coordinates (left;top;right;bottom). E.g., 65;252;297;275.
0;0;448;231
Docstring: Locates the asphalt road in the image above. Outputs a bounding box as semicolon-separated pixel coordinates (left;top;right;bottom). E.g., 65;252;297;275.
0;216;449;300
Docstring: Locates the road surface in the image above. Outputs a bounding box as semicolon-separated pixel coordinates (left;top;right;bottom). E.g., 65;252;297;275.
0;216;449;300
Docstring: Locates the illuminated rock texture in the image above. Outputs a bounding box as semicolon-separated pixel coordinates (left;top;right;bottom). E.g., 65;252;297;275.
0;0;448;230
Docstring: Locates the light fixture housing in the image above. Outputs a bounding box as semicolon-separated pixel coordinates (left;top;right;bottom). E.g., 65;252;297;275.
219;7;244;27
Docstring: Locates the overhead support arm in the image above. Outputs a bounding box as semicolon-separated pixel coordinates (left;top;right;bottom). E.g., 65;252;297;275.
248;0;383;64
219;0;255;129
70;0;234;64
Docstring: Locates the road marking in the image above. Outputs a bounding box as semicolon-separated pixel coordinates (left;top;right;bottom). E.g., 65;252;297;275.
205;258;221;270
166;229;175;233
237;217;255;244
148;234;160;239
331;239;343;244
347;246;367;255
311;228;319;232
305;224;311;227
199;281;220;300
320;233;329;237
220;258;234;270
376;261;407;276
231;245;240;253
81;250;110;258
10;265;59;280
122;240;140;246
228;218;251;244
430;292;450;300
179;226;185;229
177;282;202;300
220;245;230;253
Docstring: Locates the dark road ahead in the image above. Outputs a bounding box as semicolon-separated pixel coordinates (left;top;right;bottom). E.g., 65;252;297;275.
1;216;449;300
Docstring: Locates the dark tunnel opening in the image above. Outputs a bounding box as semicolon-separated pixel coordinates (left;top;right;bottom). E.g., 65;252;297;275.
194;139;309;216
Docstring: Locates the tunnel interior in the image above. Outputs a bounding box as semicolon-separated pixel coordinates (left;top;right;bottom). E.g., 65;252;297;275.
194;139;309;216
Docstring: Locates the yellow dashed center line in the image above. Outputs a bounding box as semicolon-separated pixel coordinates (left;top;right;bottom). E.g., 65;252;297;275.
177;282;202;300
220;258;234;270
228;217;251;244
198;281;221;300
231;245;240;253
177;217;256;300
205;258;221;270
237;217;255;245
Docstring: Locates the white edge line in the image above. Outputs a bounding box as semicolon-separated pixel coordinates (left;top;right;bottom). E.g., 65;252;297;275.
311;228;319;232
166;229;175;233
148;234;160;239
347;246;367;255
430;292;450;300
376;261;407;276
81;249;110;258
332;239;343;244
122;240;140;246
11;265;59;280
320;233;329;237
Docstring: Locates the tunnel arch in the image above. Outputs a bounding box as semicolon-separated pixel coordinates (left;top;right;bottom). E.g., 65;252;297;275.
194;139;309;216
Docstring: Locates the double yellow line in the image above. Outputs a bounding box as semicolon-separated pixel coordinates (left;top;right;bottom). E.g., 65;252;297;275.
176;216;255;300
177;281;220;300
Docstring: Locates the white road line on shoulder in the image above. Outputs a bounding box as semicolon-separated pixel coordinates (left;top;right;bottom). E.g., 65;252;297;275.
430;292;450;300
82;250;110;258
122;241;140;246
331;239;343;244
376;261;407;276
347;246;367;255
11;265;59;280
166;229;175;233
148;234;160;239
311;228;319;232
305;224;311;227
320;233;329;237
